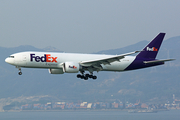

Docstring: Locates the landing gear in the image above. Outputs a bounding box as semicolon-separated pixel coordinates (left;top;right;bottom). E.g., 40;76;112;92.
92;76;97;79
77;74;88;80
18;72;22;75
77;71;97;80
17;67;22;75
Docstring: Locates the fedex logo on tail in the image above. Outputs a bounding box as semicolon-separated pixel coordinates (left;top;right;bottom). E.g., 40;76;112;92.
146;47;158;51
30;54;57;63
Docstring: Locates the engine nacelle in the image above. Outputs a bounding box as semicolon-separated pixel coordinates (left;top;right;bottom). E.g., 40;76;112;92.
49;68;64;74
64;62;80;73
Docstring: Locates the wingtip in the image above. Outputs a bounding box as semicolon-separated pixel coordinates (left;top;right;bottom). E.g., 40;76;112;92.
169;59;176;61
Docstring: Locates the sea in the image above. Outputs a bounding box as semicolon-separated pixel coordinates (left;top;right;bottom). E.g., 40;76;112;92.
0;110;179;120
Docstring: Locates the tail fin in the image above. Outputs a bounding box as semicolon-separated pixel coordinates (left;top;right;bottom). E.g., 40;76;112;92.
136;33;165;59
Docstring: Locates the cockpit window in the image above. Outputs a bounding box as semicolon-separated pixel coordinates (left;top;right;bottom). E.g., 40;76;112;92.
9;56;14;58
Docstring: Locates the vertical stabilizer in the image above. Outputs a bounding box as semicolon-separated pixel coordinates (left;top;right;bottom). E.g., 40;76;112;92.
136;33;165;59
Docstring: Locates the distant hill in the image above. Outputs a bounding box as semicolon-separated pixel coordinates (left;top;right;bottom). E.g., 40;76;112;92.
95;40;148;55
0;36;179;103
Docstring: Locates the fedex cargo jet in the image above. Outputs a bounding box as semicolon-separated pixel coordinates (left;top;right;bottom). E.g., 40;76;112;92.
5;33;174;80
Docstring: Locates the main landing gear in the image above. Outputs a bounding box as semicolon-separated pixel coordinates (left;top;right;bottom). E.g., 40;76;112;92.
77;71;97;80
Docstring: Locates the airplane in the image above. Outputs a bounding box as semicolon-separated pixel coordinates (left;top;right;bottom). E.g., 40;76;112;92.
5;33;175;80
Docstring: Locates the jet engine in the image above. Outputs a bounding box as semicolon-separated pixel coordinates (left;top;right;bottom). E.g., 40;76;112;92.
49;68;64;74
64;62;80;73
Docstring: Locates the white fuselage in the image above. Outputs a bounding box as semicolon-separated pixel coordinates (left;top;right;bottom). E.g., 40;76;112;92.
5;51;136;72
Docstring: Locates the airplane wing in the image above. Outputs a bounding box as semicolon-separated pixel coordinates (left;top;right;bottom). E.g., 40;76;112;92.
80;51;140;67
143;59;175;64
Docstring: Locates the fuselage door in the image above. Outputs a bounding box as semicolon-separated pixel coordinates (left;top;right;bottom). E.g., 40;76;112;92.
23;55;27;61
22;54;27;65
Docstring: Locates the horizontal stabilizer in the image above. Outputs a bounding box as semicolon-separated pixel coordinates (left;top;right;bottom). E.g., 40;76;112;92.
144;59;175;64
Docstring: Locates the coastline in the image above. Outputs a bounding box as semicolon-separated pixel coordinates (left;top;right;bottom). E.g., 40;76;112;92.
3;108;172;112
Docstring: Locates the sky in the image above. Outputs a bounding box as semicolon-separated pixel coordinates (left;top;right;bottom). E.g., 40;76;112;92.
0;0;180;53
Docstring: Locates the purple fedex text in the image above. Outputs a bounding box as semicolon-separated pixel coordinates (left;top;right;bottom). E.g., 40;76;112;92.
30;54;58;63
30;54;46;62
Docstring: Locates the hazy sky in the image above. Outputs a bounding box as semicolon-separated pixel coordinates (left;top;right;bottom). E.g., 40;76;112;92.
0;0;180;53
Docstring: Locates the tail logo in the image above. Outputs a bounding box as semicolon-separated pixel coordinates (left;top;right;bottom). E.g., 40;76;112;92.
146;47;158;51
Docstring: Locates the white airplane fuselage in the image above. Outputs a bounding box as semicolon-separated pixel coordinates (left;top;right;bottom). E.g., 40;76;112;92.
6;51;135;71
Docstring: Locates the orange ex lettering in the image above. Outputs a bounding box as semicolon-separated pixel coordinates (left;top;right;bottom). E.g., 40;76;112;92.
52;57;57;63
46;54;51;62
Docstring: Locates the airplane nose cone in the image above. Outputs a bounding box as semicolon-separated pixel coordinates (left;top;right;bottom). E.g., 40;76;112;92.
5;58;9;63
5;58;12;64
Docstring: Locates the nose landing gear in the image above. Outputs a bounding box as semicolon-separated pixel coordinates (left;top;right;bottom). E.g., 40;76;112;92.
18;72;22;75
17;67;22;75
